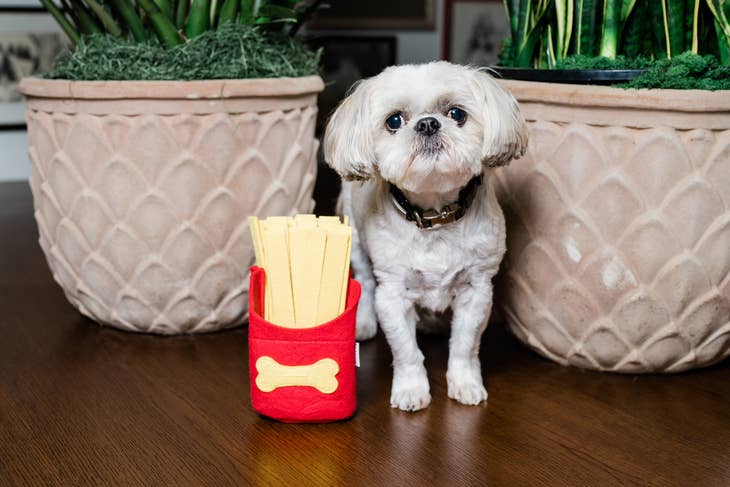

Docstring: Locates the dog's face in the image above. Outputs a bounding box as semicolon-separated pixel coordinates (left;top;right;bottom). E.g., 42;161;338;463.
324;62;528;194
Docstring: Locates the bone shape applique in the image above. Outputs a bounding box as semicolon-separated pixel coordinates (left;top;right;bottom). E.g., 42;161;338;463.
255;356;340;394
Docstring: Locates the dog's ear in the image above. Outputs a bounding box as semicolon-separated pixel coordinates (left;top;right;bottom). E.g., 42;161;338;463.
468;68;528;167
323;79;376;181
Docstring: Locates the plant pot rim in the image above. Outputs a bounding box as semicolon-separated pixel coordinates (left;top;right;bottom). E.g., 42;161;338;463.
492;66;646;85
18;75;325;100
499;78;730;113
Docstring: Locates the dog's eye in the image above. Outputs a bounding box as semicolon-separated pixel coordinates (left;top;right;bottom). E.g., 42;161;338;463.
447;107;467;125
385;113;404;131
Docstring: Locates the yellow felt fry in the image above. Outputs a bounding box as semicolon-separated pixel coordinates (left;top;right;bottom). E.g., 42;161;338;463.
248;216;264;267
259;219;274;320
260;218;295;326
289;224;326;327
248;216;272;318
266;216;291;226
338;227;352;314
295;214;317;225
317;216;341;226
317;225;352;323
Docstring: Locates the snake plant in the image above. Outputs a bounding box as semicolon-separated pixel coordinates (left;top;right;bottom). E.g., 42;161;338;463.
503;0;730;67
39;0;323;48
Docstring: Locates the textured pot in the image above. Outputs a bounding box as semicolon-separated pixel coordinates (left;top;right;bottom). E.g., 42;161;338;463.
19;76;324;334
494;80;730;372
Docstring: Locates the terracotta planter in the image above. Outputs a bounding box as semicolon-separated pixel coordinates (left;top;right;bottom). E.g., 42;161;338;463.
19;76;324;334
494;80;730;372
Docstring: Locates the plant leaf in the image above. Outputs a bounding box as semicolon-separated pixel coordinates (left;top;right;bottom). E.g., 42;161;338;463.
138;0;184;46
186;0;211;38
175;0;188;29
620;0;638;22
600;0;621;58
715;17;730;63
218;0;239;26
555;0;574;59
69;0;102;35
39;0;81;44
575;0;600;55
110;0;146;42
620;0;651;57
513;0;550;67
545;23;557;67
85;0;123;37
240;0;254;23
259;4;296;20
514;0;532;65
152;0;173;20
705;0;730;42
663;0;688;57
504;0;520;41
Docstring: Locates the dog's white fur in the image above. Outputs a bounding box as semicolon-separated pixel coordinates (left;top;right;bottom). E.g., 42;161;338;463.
323;62;527;411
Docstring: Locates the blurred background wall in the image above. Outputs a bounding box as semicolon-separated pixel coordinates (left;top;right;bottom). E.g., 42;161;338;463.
1;3;65;181
0;0;512;182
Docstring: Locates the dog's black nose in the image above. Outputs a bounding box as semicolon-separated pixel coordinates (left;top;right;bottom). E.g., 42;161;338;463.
415;117;441;136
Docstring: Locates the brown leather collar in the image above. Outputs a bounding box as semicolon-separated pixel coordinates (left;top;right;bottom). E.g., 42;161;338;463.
389;174;483;229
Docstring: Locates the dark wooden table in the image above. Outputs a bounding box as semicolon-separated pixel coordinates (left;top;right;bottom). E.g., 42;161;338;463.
2;181;729;486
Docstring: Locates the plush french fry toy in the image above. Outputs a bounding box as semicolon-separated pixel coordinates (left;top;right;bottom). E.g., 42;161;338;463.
247;215;359;423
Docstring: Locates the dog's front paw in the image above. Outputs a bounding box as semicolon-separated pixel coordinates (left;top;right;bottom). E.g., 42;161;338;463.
356;302;377;341
390;368;431;411
447;370;488;405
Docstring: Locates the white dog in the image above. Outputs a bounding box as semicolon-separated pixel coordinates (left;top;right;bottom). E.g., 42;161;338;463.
323;62;527;411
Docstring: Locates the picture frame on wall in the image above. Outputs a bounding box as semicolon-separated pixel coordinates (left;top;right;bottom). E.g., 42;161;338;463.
0;9;65;128
443;0;510;66
0;1;46;11
309;0;435;30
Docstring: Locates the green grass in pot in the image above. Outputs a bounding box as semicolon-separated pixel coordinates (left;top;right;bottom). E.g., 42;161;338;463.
38;0;323;80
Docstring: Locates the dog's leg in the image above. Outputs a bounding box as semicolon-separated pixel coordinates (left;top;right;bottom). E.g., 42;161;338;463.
350;230;377;340
447;278;492;405
339;184;378;341
375;283;430;411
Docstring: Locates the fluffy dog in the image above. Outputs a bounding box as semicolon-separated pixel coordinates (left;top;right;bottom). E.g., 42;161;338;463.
323;62;527;411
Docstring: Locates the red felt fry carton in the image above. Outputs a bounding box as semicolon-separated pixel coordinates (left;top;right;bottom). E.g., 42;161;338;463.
248;266;361;423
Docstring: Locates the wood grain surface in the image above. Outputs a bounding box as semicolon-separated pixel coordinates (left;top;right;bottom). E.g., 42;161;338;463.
1;181;729;486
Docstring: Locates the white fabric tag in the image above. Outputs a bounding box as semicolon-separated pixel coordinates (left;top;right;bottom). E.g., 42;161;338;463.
355;342;360;367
